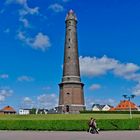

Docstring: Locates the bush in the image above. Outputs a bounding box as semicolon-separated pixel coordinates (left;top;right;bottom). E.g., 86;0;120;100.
30;108;37;114
98;119;140;130
0;119;139;131
80;110;140;114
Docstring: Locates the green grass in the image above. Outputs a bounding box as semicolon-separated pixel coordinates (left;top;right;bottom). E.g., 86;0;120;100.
0;114;140;120
0;119;139;131
0;114;140;130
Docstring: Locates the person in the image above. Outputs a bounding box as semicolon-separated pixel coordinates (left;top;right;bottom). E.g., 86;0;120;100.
88;117;93;133
92;119;99;134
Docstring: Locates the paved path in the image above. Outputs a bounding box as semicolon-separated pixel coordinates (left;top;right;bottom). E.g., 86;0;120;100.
0;131;140;140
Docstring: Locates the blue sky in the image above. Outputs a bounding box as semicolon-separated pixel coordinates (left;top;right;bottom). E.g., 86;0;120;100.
0;0;140;111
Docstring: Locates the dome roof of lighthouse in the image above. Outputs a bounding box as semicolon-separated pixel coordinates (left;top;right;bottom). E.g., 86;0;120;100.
65;9;77;21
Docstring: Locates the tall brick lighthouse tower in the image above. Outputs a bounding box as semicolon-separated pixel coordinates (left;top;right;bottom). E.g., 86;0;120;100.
58;10;85;114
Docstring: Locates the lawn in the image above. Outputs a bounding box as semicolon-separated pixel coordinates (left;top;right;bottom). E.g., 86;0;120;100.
0;114;140;120
0;114;140;130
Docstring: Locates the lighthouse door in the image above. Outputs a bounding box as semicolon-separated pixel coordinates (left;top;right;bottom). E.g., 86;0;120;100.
66;105;69;112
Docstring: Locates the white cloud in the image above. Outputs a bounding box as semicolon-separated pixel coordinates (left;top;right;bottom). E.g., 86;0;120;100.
0;88;13;102
30;33;51;51
5;0;27;5
17;0;26;5
95;98;116;105
6;0;39;15
18;2;39;28
37;94;58;109
0;74;9;79
23;97;33;104
113;63;140;79
63;0;70;2
21;94;58;109
89;84;101;91
22;97;34;108
17;31;51;51
132;83;140;96
17;31;26;40
48;3;64;13
79;55;118;77
42;86;51;91
107;98;116;104
80;55;140;98
17;75;34;82
6;0;39;28
79;55;140;82
0;95;5;102
19;5;39;16
19;17;30;27
114;63;139;74
6;0;50;52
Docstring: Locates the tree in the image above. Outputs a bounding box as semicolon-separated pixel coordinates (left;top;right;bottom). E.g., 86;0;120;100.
30;108;36;114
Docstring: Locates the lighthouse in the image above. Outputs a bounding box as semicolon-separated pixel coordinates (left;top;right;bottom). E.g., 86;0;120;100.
58;10;85;114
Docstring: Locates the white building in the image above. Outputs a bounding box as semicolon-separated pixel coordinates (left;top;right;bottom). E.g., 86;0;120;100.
102;105;113;111
92;104;102;111
19;109;30;115
92;104;113;111
36;109;48;114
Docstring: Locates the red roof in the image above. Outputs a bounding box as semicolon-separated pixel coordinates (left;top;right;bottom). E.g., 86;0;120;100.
1;106;16;112
112;100;138;111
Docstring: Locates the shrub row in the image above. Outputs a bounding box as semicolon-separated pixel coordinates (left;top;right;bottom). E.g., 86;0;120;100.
80;111;140;114
0;119;139;131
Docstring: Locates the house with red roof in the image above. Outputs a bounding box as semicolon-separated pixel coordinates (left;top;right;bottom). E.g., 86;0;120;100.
0;106;16;114
110;100;138;111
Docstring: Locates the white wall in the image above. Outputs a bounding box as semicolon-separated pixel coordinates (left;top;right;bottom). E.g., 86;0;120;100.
92;106;100;111
102;105;111;111
19;109;30;115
